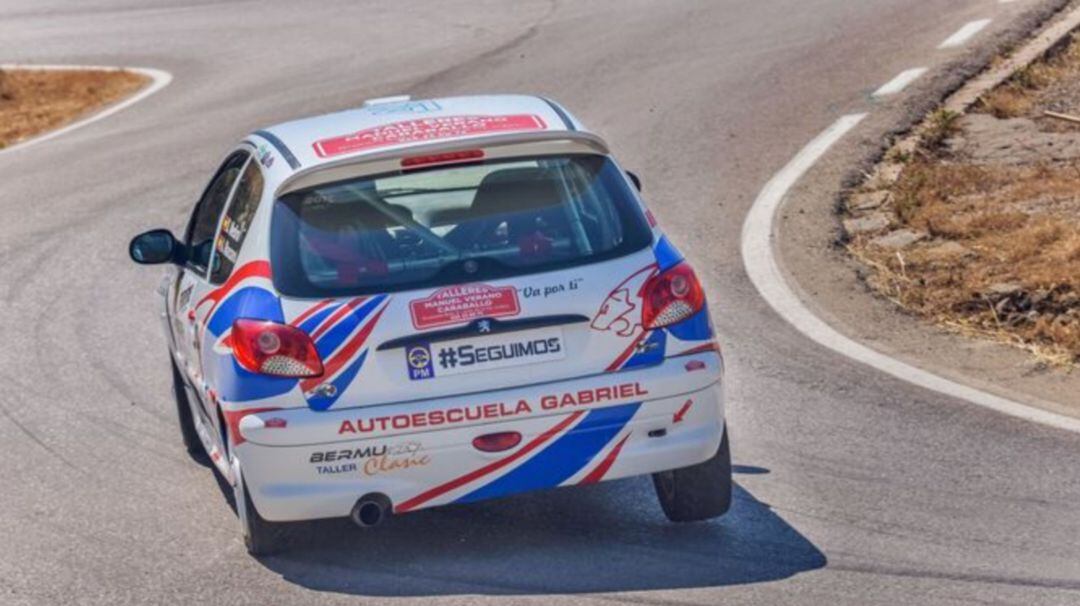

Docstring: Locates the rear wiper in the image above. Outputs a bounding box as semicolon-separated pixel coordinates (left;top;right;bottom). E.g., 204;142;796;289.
379;186;471;197
377;187;438;196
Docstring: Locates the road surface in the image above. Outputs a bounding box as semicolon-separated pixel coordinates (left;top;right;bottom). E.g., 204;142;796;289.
1;1;1078;604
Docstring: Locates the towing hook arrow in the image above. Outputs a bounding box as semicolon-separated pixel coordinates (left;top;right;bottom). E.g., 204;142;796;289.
673;399;693;423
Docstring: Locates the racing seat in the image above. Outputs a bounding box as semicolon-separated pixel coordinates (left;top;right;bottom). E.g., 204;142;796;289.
444;167;569;261
299;196;413;286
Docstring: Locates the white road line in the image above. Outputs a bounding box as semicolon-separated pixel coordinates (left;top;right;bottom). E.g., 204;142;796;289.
872;67;928;97
739;114;1080;434
0;64;172;156
938;19;993;48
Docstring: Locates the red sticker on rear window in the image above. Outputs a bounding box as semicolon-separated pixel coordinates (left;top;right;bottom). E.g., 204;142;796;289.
312;114;547;158
409;284;521;329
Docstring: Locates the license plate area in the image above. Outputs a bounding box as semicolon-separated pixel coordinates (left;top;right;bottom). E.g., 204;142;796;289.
404;326;565;380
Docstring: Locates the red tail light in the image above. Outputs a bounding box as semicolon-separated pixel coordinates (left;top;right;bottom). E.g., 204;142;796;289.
641;262;705;329
231;319;324;378
473;431;522;453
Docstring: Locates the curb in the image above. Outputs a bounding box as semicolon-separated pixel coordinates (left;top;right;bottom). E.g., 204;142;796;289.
863;2;1080;192
742;3;1080;434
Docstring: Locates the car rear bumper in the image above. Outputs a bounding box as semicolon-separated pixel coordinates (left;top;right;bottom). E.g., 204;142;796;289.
235;351;724;522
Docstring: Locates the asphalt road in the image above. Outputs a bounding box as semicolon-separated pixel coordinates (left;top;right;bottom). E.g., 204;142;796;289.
1;1;1079;604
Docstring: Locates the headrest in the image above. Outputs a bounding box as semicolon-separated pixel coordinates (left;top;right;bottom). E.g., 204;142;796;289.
470;167;562;217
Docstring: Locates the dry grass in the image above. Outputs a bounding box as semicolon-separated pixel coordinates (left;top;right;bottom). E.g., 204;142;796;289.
977;33;1080;119
850;160;1080;364
0;68;148;148
848;33;1080;366
978;86;1034;119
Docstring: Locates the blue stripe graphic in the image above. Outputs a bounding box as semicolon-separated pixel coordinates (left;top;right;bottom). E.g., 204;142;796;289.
207;287;283;337
213;356;297;402
652;235;683;271
305;351;368;411
666;305;713;341
623;330;666;369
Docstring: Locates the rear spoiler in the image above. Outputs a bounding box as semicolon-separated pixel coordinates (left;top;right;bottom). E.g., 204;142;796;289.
275;130;611;196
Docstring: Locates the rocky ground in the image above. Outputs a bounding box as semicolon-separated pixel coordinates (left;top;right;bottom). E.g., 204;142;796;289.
844;33;1080;366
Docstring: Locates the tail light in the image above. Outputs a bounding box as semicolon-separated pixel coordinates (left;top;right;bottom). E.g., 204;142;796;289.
231;319;323;378
641;262;705;329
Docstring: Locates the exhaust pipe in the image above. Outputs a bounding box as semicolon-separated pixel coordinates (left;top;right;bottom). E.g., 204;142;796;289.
351;493;392;528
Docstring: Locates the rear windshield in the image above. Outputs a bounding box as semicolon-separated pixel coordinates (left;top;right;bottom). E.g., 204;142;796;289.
270;154;652;297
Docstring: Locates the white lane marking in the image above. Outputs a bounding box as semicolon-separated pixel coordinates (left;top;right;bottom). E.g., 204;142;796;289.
740;114;1080;434
0;65;172;155
872;67;929;97
938;19;993;48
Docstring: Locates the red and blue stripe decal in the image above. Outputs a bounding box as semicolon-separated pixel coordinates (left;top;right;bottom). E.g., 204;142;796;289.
580;432;631;484
197;260;388;407
453;402;640;504
300;295;388;411
396;403;640;513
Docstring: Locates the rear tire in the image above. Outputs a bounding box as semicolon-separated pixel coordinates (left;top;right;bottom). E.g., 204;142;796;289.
235;462;288;557
170;357;202;456
653;427;732;522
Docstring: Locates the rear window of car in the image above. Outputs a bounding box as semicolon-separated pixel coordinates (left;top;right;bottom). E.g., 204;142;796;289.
270;154;653;297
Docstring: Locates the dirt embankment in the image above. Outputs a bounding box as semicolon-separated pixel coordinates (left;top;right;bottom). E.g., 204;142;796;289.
0;68;148;148
843;34;1080;366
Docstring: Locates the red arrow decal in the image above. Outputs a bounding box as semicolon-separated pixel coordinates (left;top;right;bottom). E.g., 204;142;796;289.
673;399;693;424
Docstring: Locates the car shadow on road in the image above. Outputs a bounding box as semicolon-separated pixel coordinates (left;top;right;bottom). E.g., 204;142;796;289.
252;474;826;596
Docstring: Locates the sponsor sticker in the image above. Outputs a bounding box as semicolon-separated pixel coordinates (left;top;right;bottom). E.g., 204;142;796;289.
225;219;244;241
406;343;435;381
219;241;238;263
409;283;520;329
309;444;387;464
520;277;582;299
308;442;429;476
177;284;193;309
366;99;442;115
337;382;648;435
312;114;547;158
407;327;564;381
255;143;274;168
361;442;430;476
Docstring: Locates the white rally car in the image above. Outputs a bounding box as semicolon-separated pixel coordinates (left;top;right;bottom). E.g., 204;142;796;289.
130;94;730;555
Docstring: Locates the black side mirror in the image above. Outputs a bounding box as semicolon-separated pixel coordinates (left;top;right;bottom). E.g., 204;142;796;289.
129;229;181;265
626;171;642;192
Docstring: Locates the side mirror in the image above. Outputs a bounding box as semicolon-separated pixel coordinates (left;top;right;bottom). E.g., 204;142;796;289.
129;229;181;265
626;171;642;192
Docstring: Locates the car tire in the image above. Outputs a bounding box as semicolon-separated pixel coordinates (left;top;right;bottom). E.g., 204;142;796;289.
170;357;202;456
652;427;732;522
235;463;288;557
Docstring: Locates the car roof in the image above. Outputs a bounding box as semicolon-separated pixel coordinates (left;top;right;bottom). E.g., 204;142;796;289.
247;94;597;174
